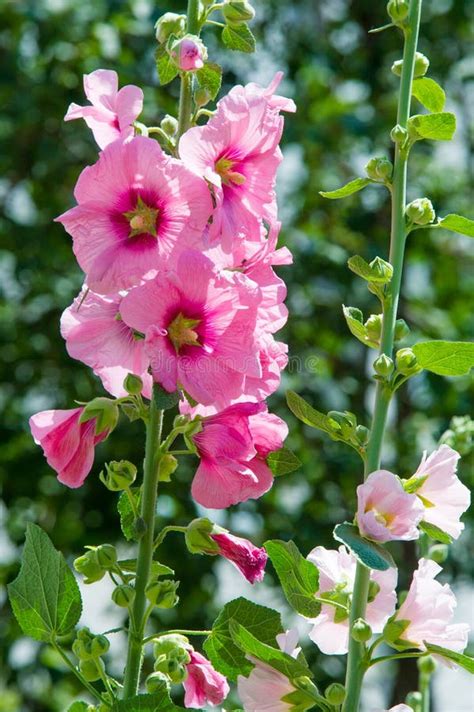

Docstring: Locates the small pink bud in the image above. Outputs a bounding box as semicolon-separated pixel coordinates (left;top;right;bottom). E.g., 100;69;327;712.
170;35;207;72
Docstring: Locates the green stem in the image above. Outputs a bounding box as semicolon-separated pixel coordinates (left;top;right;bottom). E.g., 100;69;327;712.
122;385;163;699
177;0;200;139
369;652;426;667
341;3;423;711
153;525;187;550
420;672;430;712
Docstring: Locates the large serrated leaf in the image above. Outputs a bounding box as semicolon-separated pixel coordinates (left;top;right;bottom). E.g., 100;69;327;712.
333;522;396;571
267;447;301;476
112;688;185;711
320;177;371;200
204;597;283;681
221;23;256;53
265;540;320;618
8;523;82;642
412;78;446;113
438;214;474;238
408;112;456;141
412;340;474;376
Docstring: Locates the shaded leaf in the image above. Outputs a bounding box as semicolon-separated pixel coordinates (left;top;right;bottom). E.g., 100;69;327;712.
424;643;474;674
112;688;185;711
117;489;142;542
267;447;301;476
265;540;320;618
333;522;396;571
154;384;180;411
412;78;446;113
438;214;474;238
412;340;474;376
320;177;371;199
221;23;256;53
408;112;456;141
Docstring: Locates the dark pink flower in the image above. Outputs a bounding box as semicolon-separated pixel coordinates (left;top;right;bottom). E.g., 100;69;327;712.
56;136;212;294
64;69;143;149
29;408;108;488
183;650;229;709
210;531;268;583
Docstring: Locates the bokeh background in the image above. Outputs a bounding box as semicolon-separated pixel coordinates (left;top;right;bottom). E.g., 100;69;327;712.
1;0;473;710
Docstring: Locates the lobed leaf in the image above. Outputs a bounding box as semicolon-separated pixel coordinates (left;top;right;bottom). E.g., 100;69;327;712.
333;522;396;571
265;540;321;618
8;523;82;642
412;340;474;376
196;62;223;101
221;23;256;53
424;643;474;674
438;214;474;238
408;112;456;141
412;78;446;113
320;177;371;200
267;447;301;476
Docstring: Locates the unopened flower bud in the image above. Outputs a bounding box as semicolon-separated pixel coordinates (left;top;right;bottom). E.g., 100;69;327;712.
391;124;408;144
90;634;110;658
394;318;410;341
79;658;104;682
428;544;449;564
355;425;370;446
222;0;256;24
386;0;409;23
325;682;346;705
146;579;179;608
365;156;393;182
327;411;357;438
153;634;191;663
74;550;105;584
369;256;393;283
414;52;430;78
155;12;186;44
351;618;372;643
418;655;437;675
365;314;383;342
405;691;422;710
146;671;172;693
373;354;394;378
367;579;381;603
112;584;135;608
96;544;117;569
100;460;137;491
405;198;435;226
167;659;188;684
160;114;178;137
396;348;420;375
185;517;220;555
169;35;207;72
80;397;119;435
123;373;143;395
158;454;178;482
72;628;95;660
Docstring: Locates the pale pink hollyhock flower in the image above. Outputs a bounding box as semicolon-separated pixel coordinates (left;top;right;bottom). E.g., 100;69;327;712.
357;470;424;543
179;73;294;249
384;706;412;712
238;630;300;712
170;35;207;71
411;445;470;539
183;650;229;708
210;531;268;583
185;401;287;508
64;69;143;149
56;136;212;294
29;408;108;488
395;558;469;667
307;546;397;655
120;250;263;410
60;287;152;399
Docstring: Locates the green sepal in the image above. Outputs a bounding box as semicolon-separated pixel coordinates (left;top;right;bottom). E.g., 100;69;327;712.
221;23;256;53
382;616;411;647
402;473;428;493
347;255;393;284
267;447;301;476
419;521;453;545
333;522;396;571
264;539;320;618
320;177;371;200
438;214;474;238
196;62;222;101
412;340;474;376
408;112;456;141
342;306;379;348
411;77;446;113
424;643;474;674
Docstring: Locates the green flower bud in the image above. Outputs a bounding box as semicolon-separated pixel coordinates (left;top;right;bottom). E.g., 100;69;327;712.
123;373;143;395
112;584;135;608
418;655;436;675
145;579;179;608
367;579;381;603
405;198;435;226
96;544;117;569
80;397;119;435
414;52;430;78
79;658;104;682
158;454;178;482
160;114;178;137
365;156;393;182
405;691;422;710
72;636;94;661
396;347;420;375
394;318;410;341
365;314;383;342
185;517;220;555
355;424;370;446
100;460;137;491
327;411;357;439
373;354;394;378
74;550;105;584
146;671;172;693
325;682;346;705
222;0;256;24
167;659;188;684
90;634;110;658
386;0;409;23
153;634;191;663
428;544;449;564
351;618;372;643
155;12;186;44
390;124;408;144
369;256;393;283
391;59;404;77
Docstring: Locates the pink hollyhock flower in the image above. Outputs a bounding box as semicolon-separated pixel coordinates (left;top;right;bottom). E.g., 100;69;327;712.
306;546;397;655
238;630;300;712
56;136;212;294
410;445;470;540
61;287;152;398
357;470;424;543
183;650;229;708
120;250;263;410
29;408;109;488
384;706;412;712
185;400;287;508
179;74;294;249
394;558;469;667
210;531;268;583
170;35;207;71
64;69;143;149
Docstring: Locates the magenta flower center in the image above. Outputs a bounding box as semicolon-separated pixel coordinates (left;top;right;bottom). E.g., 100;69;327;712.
167;312;202;352
215;157;246;187
123;195;159;238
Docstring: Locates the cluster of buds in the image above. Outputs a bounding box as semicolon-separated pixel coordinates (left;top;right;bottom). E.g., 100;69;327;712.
147;634;191;690
365;156;393;183
74;544;117;584
72;627;110;682
405;198;436;226
146;577;180;609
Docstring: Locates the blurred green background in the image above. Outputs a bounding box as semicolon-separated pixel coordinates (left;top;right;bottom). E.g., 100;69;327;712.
1;0;473;710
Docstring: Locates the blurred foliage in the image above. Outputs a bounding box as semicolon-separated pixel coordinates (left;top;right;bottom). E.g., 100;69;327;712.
0;0;473;709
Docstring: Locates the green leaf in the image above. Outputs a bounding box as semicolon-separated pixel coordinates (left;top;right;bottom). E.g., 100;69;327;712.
412;78;446;113
204;597;283;681
156;48;179;86
419;521;453;545
333;522;396;571
119;559;174;577
408;112;456;141
67;703;89;712
265;540;321;618
438;214;474;238
267;447;301;477
412;340;474;376
7;523;82;642
347;255;392;283
221;23;256;53
286;390;329;432
154;384;180;411
118;489;142;542
319;177;372;200
424;643;474;674
342;306;378;349
112;689;185;711
196;62;222;101
229;621;312;680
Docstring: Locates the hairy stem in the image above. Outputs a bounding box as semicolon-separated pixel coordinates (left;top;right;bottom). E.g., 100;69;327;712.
341;2;423;710
122;386;163;698
177;0;200;139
